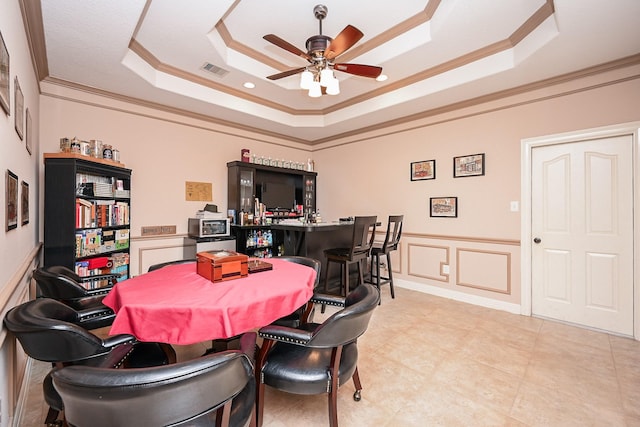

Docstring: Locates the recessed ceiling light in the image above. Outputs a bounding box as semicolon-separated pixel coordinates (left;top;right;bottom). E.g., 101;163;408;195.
376;74;388;82
243;82;255;89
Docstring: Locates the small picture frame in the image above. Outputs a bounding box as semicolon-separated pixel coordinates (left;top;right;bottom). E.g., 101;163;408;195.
21;180;29;225
6;169;18;230
430;196;458;218
25;108;32;155
410;160;436;181
454;153;485;178
14;76;24;140
0;31;9;115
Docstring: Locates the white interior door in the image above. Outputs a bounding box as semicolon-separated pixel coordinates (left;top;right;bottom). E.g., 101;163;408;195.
531;134;634;335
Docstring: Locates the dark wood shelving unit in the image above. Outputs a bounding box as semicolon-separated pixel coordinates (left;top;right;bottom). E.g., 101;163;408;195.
43;154;132;289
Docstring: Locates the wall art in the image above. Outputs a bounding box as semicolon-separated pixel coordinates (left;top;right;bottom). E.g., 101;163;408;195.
21;180;29;225
14;76;23;139
454;153;485;177
6;169;18;230
430;196;457;218
25;107;32;154
0;31;9;115
410;159;436;181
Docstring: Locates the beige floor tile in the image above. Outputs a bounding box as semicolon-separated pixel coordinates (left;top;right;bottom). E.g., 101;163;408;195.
431;355;521;415
17;286;640;427
459;330;533;378
392;381;511;426
511;380;627;426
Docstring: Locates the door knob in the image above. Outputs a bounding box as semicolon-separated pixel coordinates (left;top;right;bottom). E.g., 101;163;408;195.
533;237;541;244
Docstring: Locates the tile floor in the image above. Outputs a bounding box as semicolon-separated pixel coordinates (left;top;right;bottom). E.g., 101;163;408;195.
19;286;640;426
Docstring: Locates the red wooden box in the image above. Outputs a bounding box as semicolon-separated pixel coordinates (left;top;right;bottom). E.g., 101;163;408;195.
197;250;248;282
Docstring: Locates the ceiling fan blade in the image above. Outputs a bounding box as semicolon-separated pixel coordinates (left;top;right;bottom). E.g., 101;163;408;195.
334;63;383;78
325;25;364;60
263;34;311;61
266;67;307;81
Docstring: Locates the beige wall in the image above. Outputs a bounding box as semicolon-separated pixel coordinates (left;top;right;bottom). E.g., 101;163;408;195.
0;1;42;426
38;86;315;274
311;65;640;310
37;66;640;308
1;2;639;423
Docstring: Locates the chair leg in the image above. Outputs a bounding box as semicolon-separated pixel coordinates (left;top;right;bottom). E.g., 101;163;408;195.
386;252;395;299
255;340;274;427
352;366;363;401
323;259;331;293
375;253;382;297
342;262;349;296
327;346;343;427
44;407;63;426
256;380;266;427
328;385;339;427
322;260;332;313
215;400;232;427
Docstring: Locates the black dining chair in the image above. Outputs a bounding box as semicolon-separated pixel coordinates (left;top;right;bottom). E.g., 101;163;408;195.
323;216;377;297
4;298;175;426
271;256;321;328
33;266;116;329
369;215;403;302
52;332;257;427
255;283;380;427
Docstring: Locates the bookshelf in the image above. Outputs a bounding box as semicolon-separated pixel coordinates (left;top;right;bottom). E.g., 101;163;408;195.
43;154;132;290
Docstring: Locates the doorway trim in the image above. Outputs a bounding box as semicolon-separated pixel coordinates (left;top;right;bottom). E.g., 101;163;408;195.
521;121;640;339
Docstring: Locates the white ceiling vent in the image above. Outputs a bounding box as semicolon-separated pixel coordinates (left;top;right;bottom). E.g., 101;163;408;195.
201;62;229;77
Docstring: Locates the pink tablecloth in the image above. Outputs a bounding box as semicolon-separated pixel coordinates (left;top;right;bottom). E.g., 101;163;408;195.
102;258;316;345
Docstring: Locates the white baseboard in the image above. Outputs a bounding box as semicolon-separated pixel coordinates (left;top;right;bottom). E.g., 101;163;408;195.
11;357;33;427
394;278;523;315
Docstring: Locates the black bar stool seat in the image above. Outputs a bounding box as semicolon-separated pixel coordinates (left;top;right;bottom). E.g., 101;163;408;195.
323;216;377;297
369;215;403;302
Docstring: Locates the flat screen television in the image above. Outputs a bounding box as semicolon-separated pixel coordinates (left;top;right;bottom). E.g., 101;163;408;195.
261;181;295;211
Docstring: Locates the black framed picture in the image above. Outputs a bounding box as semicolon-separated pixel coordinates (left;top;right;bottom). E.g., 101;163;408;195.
454;153;485;177
6;169;18;230
25;108;32;154
14;76;24;139
430;196;457;218
21;180;29;225
410;159;435;181
0;31;9;115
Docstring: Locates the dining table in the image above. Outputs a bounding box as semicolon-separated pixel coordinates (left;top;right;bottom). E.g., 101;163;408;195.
102;258;317;345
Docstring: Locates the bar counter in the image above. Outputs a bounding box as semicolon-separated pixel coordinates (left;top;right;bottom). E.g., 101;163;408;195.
271;221;355;284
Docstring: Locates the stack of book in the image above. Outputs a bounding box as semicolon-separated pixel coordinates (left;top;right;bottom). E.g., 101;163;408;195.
75;199;129;228
75;229;102;257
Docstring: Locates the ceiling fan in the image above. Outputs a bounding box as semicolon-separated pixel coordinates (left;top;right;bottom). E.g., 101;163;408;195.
263;4;382;96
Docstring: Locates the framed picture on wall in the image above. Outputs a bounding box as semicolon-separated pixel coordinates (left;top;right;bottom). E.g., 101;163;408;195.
410;159;436;181
453;153;485;177
14;76;24;139
21;181;29;225
430;196;457;218
25;108;32;154
0;31;9;115
6;169;18;230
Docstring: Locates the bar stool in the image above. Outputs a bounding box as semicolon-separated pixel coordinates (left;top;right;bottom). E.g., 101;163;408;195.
323;215;377;297
369;215;403;302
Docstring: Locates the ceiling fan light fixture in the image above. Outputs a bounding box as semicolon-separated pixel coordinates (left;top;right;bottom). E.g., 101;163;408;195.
300;70;314;90
308;81;322;98
326;77;340;95
320;68;333;87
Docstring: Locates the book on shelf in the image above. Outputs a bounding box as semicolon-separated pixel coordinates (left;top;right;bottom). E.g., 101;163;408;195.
75;199;129;228
115;229;129;250
102;229;116;252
